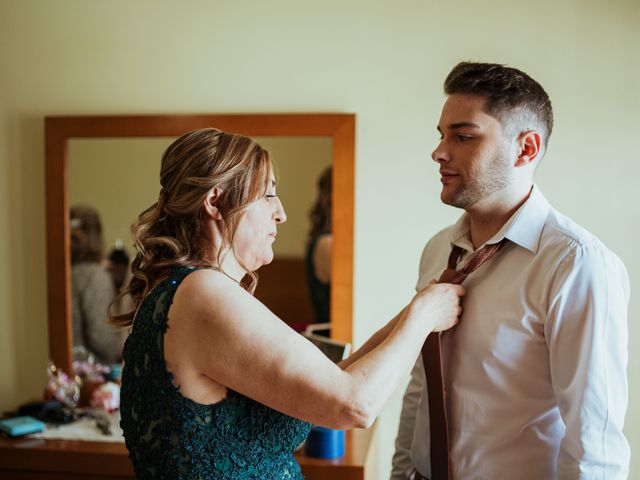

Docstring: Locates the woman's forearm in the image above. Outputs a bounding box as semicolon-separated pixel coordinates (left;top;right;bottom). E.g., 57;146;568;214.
338;308;433;428
337;308;404;370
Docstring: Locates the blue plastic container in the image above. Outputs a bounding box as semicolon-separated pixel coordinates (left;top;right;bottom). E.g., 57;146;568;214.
304;426;345;459
0;416;45;437
107;363;122;382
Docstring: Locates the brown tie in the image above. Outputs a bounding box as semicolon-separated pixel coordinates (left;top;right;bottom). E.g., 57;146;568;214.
420;240;508;480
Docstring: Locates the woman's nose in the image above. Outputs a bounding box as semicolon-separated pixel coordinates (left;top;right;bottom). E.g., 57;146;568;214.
274;198;287;224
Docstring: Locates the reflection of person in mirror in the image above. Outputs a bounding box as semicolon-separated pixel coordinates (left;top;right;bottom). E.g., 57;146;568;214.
306;166;332;327
113;128;464;479
70;205;125;365
107;246;130;292
106;245;135;319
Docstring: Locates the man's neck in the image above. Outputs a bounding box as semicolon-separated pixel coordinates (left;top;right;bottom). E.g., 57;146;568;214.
466;185;533;249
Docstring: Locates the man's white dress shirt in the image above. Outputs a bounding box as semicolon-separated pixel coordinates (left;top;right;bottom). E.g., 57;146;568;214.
391;187;629;479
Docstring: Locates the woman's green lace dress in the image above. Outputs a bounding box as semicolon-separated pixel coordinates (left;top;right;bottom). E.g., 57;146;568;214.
120;267;312;479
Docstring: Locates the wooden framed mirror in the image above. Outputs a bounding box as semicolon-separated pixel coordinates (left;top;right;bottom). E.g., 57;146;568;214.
45;113;355;373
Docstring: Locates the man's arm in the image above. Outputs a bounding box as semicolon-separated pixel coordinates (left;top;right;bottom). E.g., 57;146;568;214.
546;244;630;479
391;354;425;479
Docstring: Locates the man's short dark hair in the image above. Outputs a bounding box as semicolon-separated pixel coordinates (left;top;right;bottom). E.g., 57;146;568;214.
444;62;553;150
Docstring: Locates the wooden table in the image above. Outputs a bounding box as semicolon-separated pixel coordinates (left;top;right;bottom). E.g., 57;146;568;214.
0;427;375;480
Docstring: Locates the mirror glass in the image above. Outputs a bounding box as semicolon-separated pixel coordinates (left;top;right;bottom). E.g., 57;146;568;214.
68;136;332;363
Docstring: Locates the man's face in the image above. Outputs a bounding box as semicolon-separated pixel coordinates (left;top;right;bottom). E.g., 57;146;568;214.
432;94;514;209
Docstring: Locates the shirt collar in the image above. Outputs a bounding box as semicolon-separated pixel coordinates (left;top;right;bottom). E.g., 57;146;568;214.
447;185;551;254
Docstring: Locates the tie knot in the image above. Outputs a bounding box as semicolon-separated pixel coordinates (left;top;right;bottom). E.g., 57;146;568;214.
438;268;467;285
439;240;508;285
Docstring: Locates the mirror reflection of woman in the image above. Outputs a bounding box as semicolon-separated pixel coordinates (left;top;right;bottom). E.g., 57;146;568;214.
306;166;332;327
114;128;464;479
70;205;124;364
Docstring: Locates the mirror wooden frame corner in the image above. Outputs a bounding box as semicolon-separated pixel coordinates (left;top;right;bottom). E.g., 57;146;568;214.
45;113;355;373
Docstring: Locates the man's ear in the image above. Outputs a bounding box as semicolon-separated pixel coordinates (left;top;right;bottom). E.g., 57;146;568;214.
515;130;542;167
203;187;224;220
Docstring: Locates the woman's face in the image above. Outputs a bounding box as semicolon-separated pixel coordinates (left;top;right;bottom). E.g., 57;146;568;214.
232;174;286;271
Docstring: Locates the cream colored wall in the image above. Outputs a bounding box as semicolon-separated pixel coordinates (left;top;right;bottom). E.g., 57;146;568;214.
0;1;637;478
68;138;169;256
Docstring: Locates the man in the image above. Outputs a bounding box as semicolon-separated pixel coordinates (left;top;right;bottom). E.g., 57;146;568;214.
391;62;629;479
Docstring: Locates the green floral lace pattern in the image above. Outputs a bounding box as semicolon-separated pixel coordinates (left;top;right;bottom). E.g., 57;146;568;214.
120;267;311;479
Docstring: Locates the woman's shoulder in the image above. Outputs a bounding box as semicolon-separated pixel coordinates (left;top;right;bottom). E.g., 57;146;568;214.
72;262;113;295
315;233;332;250
72;261;107;278
169;267;255;320
173;267;242;295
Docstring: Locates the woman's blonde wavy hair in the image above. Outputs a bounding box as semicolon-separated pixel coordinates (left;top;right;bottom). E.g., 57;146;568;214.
110;127;271;327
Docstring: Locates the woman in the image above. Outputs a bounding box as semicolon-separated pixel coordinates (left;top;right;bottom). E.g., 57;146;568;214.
70;205;124;364
305;166;332;327
115;128;464;479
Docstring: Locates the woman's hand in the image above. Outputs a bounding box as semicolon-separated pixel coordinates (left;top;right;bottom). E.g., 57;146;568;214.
407;283;465;333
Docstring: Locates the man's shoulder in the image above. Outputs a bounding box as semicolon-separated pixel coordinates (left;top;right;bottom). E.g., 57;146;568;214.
419;224;457;259
538;206;627;279
541;206;609;255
